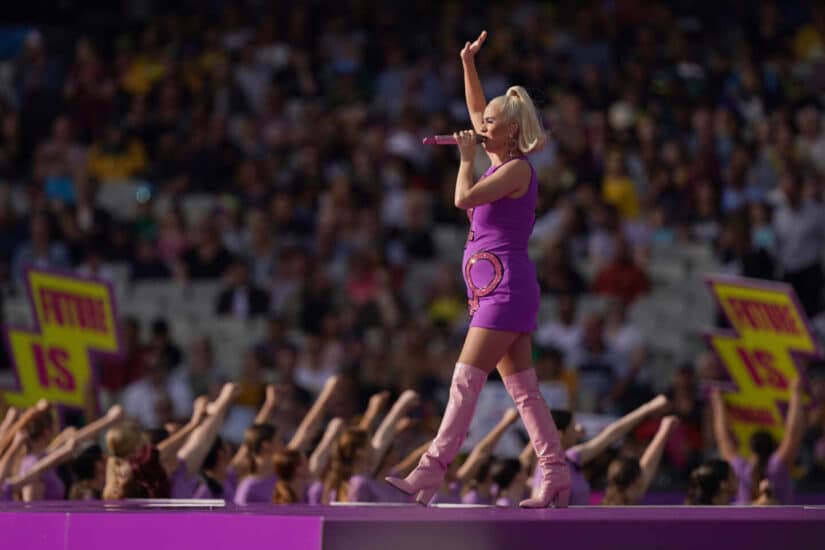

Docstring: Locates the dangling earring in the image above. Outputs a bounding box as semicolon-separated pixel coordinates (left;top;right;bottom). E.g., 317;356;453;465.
508;135;518;158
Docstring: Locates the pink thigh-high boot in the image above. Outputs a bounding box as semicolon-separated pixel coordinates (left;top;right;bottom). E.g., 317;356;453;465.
502;368;570;508
385;362;488;504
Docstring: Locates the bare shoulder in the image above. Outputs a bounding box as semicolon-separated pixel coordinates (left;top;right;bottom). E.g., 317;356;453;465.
498;158;532;198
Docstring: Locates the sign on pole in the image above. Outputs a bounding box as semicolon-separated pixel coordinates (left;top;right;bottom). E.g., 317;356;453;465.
2;267;123;415
705;275;819;455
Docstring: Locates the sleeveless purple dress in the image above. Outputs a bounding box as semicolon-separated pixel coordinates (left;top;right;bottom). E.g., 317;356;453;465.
462;157;539;333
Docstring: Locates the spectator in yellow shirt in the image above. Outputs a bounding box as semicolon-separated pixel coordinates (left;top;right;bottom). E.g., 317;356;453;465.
87;123;147;183
602;148;640;220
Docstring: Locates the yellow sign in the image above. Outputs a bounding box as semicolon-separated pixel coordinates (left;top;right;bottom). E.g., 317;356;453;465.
706;275;819;455
2;268;122;411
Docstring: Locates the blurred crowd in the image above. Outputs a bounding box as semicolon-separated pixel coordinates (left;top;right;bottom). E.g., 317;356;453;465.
1;0;825;495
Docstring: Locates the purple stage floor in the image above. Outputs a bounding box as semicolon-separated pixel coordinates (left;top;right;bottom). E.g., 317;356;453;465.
1;501;824;550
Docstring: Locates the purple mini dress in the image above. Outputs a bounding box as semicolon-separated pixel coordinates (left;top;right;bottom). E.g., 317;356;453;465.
462;157;539;333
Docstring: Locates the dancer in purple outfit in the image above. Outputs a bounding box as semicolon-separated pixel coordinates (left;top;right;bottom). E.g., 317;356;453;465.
1;432;75;501
711;377;804;505
386;30;570;508
527;395;670;505
233;423;279;504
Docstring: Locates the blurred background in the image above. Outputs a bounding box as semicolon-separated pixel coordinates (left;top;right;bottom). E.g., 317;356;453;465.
1;0;825;495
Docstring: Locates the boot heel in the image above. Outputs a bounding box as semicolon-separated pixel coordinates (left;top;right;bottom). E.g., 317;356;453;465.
553;488;570;508
415;487;437;506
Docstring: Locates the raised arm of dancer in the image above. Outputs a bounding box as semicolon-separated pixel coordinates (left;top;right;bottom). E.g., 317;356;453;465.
519;442;536;473
369;390;420;473
461;30;488;133
776;377;805;469
456;407;519;484
571;394;669;465
158;397;209;474
0;431;27;483
288;376;342;452
14;438;76;499
637;415;679;498
255;384;282;425
0;399;49;457
48;405;125;454
0;407;18;443
391;440;430;478
46;426;77;452
710;388;737;463
308;417;345;478
177;383;239;476
358;391;391;435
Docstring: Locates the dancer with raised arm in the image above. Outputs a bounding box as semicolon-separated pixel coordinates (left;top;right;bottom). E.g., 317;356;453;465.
525;394;670;505
601;415;679;506
386;30;570;508
711;377;804;505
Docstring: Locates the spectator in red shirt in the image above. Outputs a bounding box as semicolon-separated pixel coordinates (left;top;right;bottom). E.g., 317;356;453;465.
592;236;650;304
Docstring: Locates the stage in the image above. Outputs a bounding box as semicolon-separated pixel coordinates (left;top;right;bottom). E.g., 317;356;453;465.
1;502;824;550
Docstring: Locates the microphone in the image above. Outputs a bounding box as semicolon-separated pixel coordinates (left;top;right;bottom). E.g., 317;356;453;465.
421;134;487;145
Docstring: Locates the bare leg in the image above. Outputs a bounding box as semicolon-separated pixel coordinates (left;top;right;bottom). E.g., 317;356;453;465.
458;327;521;373
494;333;534;378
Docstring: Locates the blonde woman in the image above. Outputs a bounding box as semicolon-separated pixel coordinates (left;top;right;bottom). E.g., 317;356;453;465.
386;30;569;508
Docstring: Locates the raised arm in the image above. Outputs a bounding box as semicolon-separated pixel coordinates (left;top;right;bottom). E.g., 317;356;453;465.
519;441;536;473
45;427;77;453
157;396;209;474
0;399;49;457
11;438;76;495
571;394;669;465
308;417;345;478
456;407;519;484
461;30;488;133
369;390;419;473
255;385;281;425
637;415;678;498
0;431;27;482
0;407;19;442
358;391;391;436
710;388;738;463
177;383;239;476
776;377;805;469
288;376;342;452
390;440;430;478
65;405;126;449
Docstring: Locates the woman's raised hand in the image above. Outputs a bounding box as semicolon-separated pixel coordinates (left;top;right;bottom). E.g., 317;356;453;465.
460;30;487;63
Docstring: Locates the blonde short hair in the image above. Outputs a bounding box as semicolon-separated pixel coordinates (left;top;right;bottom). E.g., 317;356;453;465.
488;86;546;154
106;421;143;459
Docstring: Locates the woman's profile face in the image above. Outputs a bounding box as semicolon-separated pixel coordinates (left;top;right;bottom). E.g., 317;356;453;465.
480;102;514;153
